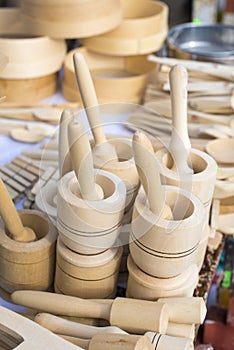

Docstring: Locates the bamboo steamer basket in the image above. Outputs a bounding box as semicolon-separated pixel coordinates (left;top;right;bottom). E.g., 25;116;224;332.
54;237;122;298
126;255;198;300
129;186;205;278
82;0;168;55
0;210;57;293
92;137;139;216
57;169;126;255
20;0;123;39
0;8;66;102
63;47;156;104
155;148;217;222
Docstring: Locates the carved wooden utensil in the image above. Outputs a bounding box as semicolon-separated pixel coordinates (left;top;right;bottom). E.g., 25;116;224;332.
73;52;118;164
0;178;36;242
132;131;173;219
11;290;169;334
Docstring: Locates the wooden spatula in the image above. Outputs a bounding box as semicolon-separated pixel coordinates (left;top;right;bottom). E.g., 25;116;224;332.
73;52;118;164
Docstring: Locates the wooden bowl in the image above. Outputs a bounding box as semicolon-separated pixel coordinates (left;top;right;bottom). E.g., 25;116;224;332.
126;255;198;300
63;47;157;104
20;0;123;39
57;169;126;254
55;237;122;298
129;186;205;278
82;0;168;55
0;210;57;293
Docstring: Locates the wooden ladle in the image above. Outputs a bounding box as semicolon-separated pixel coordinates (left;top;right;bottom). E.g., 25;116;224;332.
169;65;193;174
132;131;173;219
0;178;36;242
68;119;104;200
73;52;118;164
206;138;234;164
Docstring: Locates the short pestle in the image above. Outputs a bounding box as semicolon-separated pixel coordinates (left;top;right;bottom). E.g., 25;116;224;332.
11;291;169;334
169;65;193;174
73;52;118;164
0;178;36;242
132;131;173;219
68;119;104;200
59;109;73;177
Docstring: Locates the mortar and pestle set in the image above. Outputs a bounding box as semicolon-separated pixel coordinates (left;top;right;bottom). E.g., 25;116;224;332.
126;65;217;301
0;178;57;297
56;117;127;298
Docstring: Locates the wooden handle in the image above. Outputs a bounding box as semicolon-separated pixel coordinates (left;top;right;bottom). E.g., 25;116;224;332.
88;333;153;350
73;52;106;145
35;313;127;339
68;120;103;200
0;178;36;242
59;109;73;177
11;291;112;320
169;65;192;174
132;131;173;219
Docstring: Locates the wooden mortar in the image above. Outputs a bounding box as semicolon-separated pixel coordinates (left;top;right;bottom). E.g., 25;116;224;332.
54;237;123;299
126;255;198;300
0;209;57;293
57;169;126;254
130;185;205;278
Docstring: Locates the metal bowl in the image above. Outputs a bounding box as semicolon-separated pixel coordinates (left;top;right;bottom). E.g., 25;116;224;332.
167;23;234;65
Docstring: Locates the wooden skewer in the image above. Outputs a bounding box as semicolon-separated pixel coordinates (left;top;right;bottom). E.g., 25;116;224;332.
11;291;169;334
0;178;36;242
73;52;118;164
132;131;173;219
169;65;193;174
68;119;104;200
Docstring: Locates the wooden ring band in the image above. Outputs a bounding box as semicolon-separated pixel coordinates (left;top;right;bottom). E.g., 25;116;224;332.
20;0;122;39
82;0;168;55
63;47;157;104
126;255;198;300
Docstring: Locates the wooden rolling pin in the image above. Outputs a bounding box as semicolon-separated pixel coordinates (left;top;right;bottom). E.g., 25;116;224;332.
73;52;118;164
132;131;173;219
68;119;103;200
11;291;169;334
0;178;36;242
169;65;193;174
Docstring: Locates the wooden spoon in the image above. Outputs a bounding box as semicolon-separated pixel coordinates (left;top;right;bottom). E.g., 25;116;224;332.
68;119;104;200
73;52;118;164
169;65;193;174
218;213;234;235
0;178;36;242
10;128;46;143
206;139;234;164
132;131;173;219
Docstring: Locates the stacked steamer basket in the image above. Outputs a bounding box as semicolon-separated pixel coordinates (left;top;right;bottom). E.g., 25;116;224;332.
0;7;66;103
155;65;217;271
0;179;57;297
62;0;168;105
55;119;126;298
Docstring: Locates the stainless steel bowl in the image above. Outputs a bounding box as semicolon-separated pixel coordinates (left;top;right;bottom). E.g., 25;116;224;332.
167;23;234;65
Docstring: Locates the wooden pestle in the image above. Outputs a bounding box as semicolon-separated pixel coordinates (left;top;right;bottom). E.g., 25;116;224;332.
11;291;169;334
169;65;193;174
73;52;118;164
35;312;128;338
59;109;73;177
68;119;104;200
0;178;36;242
132;131;173;219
